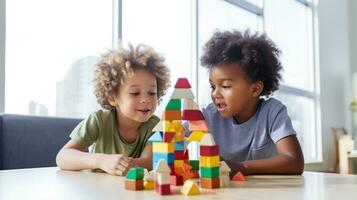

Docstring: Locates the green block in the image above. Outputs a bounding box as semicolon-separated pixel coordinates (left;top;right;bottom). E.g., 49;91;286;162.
200;167;219;178
126;167;144;180
165;99;181;110
189;160;199;170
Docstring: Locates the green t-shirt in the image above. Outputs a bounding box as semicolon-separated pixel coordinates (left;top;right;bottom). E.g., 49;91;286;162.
70;109;159;158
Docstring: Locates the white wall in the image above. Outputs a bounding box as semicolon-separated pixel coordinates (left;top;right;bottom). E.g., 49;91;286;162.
306;0;353;172
0;0;5;113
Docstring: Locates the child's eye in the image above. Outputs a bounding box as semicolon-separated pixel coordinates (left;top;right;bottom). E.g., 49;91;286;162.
222;85;231;89
130;92;140;96
210;85;216;90
149;92;157;96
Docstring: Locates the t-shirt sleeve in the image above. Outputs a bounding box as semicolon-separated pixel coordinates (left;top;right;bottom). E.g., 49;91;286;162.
270;105;297;143
69;113;99;148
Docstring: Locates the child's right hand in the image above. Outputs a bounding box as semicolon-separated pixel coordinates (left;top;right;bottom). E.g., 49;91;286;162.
98;154;134;176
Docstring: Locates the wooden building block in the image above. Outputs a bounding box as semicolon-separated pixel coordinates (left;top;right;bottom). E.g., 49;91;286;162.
200;156;220;168
143;180;155;190
174;78;192;88
220;174;230;187
183;99;199;110
189;160;200;170
157;173;171;185
232;171;246;181
200;166;219;178
174;142;185;151
200;177;220;189
175;131;184;141
188;120;209;131
163;132;175;142
155;183;171;195
153;120;171;132
162;110;181;120
192;170;200;178
171;88;195;99
153;153;174;168
174;159;184;168
154;159;171;174
200;145;219;156
181;180;200;195
125;179;144;190
219;161;231;174
187;131;206;142
166;99;181;110
153;142;174;153
182;110;205;120
200;134;216;146
126;167;144;180
170;175;183;186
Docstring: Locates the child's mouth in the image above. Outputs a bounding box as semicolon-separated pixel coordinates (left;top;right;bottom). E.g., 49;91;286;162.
136;108;151;115
216;103;227;112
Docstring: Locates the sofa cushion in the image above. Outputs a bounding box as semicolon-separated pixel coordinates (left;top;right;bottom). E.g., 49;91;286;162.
0;114;81;170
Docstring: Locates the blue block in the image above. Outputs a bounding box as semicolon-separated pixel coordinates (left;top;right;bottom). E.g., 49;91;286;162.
148;131;163;142
174;141;184;151
153;153;174;170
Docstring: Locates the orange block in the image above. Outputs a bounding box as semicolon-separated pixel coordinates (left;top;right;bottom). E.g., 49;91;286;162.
232;171;246;181
125;179;144;190
188;120;208;131
200;177;220;189
162;110;181;120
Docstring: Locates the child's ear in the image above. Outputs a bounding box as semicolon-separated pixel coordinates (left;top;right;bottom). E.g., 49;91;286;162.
251;81;264;97
107;93;117;107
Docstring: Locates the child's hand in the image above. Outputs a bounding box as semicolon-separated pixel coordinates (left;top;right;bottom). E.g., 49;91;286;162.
98;154;135;176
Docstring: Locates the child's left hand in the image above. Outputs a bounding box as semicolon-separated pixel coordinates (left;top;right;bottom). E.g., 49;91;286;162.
116;157;138;176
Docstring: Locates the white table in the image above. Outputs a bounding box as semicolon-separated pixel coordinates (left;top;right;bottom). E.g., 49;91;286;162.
1;167;357;200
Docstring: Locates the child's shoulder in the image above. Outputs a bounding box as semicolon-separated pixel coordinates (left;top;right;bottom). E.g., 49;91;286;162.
260;97;286;112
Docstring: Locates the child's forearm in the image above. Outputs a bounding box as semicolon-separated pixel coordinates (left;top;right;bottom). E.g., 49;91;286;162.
132;157;152;171
224;154;304;176
56;148;102;171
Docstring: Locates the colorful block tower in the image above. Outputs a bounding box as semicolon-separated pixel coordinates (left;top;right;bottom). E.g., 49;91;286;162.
200;134;220;189
154;159;171;195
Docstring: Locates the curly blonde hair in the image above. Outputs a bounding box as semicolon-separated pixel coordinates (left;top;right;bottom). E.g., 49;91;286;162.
94;44;171;110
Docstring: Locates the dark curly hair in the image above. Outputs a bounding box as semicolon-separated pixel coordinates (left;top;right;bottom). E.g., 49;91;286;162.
201;30;282;97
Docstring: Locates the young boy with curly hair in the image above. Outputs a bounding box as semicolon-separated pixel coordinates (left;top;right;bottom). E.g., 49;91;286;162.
200;30;304;175
56;44;170;176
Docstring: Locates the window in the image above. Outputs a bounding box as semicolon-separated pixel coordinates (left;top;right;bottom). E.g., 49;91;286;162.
5;0;112;118
122;0;194;115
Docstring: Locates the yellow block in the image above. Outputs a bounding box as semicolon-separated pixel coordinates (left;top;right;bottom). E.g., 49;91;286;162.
187;131;206;142
181;180;200;195
144;180;155;190
200;155;220;167
153;142;174;153
174;160;184;168
175;131;184;141
169;120;183;132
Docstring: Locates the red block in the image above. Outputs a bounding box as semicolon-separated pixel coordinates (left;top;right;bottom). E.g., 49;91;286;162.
192;170;199;178
168;164;175;175
174;150;184;160
184;150;189;162
182;110;205;120
200;145;219;156
170;175;183;186
163;132;175;142
174;78;191;88
232;171;246;181
155;183;171;195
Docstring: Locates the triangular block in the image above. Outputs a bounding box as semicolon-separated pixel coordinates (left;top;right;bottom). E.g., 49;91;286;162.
181;180;200;195
188;120;208;131
152;120;171;132
175;78;192;88
171;88;195;99
200;134;216;146
155;159;171;174
187;131;206;142
219;161;231;173
182;110;205;120
232;171;246;181
148;132;163;142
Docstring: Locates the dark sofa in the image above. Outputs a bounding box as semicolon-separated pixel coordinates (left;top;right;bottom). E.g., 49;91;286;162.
0;114;82;170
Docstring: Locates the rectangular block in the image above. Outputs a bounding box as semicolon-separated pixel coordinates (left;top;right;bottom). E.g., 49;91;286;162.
155;183;171;195
162;110;182;120
171;88;195;99
200;156;220;167
175;131;184;141
182;110;205;120
189;120;208;131
174;142;185;151
166;99;181;110
157;173;171;185
174;159;184;168
174;150;184;160
170;175;183;186
153;142;174;153
200;167;219;178
200;145;219;156
125;179;144;190
189;160;199;170
200;177;220;189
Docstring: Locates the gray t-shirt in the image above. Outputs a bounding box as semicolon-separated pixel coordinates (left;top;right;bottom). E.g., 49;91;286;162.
200;98;296;162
